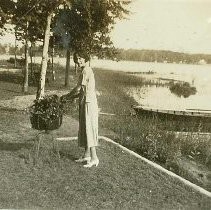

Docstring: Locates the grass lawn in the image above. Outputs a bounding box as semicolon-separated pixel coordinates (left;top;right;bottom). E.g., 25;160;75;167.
0;110;210;209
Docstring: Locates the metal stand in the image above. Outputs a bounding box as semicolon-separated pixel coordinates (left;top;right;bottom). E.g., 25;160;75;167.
33;130;60;165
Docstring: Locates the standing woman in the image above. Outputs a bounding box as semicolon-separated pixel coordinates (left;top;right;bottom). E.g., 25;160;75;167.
61;52;99;168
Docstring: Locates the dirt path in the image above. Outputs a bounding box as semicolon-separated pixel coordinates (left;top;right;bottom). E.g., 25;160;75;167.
0;90;69;111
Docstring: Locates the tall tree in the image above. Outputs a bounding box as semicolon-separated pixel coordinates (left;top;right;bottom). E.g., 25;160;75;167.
54;0;130;86
3;0;130;97
12;0;40;93
36;0;67;99
1;0;31;92
22;21;29;92
53;7;72;86
36;11;53;98
11;0;66;96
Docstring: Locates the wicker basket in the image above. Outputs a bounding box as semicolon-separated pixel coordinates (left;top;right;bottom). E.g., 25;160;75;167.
30;113;63;131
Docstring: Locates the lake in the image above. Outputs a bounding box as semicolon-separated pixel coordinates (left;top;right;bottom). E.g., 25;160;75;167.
90;59;211;111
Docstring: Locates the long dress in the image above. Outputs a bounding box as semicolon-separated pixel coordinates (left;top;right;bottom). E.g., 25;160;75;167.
77;66;98;148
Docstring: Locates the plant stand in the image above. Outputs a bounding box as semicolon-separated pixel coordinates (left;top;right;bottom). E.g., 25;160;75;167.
33;130;60;165
29;104;63;165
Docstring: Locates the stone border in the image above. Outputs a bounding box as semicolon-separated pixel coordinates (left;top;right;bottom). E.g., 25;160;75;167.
56;136;211;198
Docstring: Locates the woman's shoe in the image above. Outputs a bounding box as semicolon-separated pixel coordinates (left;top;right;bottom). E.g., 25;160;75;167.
83;159;99;168
75;156;91;163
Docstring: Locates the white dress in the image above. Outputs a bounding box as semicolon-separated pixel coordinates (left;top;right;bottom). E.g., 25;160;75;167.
77;66;98;148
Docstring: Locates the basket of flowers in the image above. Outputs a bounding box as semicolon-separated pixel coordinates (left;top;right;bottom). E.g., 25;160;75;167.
29;95;63;131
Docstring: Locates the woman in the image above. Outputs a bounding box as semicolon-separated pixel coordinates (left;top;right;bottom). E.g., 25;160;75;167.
61;52;99;168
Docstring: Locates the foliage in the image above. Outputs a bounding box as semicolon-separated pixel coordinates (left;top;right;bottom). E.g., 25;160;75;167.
54;0;131;59
1;0;131;97
104;114;181;172
12;0;64;43
0;43;6;54
169;82;197;98
179;134;211;168
0;0;15;34
30;94;63;121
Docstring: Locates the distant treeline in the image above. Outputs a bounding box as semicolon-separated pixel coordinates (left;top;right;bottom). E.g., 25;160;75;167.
115;49;211;64
1;43;211;64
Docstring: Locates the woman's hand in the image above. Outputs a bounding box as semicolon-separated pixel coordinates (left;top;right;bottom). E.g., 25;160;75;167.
60;86;80;104
60;94;75;104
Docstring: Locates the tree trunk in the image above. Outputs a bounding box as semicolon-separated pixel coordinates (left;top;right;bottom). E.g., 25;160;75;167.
22;38;29;93
36;13;53;99
30;45;33;79
51;44;55;81
65;48;71;87
14;31;17;68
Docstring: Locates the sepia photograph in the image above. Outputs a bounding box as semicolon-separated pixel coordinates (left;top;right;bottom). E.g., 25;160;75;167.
0;0;211;209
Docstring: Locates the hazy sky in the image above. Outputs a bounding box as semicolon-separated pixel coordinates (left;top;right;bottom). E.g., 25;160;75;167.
111;0;211;53
1;0;211;54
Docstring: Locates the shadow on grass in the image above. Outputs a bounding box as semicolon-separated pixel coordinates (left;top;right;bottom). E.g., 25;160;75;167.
0;72;23;84
0;140;32;151
58;150;76;161
0;88;20;94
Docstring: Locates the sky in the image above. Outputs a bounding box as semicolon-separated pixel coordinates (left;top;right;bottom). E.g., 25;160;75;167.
1;0;211;54
111;0;211;54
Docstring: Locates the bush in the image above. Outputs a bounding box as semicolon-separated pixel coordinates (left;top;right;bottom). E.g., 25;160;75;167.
7;57;25;66
111;115;181;171
169;82;197;98
179;133;211;166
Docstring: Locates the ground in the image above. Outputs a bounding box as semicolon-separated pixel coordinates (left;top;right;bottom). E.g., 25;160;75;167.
0;93;210;209
0;63;210;209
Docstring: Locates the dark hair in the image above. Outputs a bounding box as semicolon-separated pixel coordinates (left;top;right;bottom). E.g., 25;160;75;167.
73;51;90;63
73;52;79;64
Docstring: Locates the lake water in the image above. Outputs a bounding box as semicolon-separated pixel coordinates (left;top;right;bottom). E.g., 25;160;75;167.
1;55;211;111
90;59;211;111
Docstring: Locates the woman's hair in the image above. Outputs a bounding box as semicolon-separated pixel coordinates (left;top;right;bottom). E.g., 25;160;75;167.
73;51;90;63
73;52;79;64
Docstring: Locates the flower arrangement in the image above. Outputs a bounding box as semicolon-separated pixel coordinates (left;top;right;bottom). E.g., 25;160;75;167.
30;94;64;131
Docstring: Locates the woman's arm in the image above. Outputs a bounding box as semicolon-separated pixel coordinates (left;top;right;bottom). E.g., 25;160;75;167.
60;69;88;103
60;84;81;103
